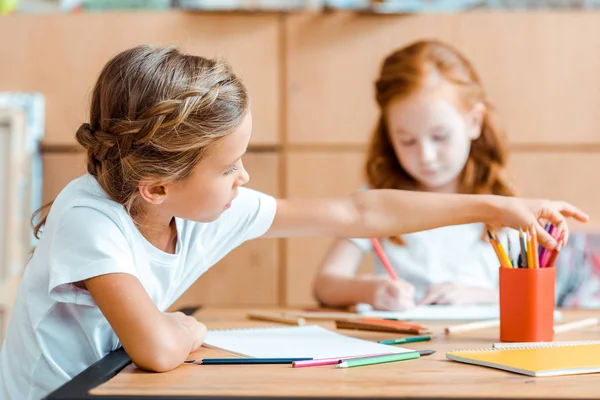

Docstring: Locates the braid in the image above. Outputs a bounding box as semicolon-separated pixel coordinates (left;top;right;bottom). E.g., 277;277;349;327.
32;45;248;238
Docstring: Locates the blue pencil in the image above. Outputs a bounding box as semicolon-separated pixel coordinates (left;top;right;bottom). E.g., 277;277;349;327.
186;357;313;365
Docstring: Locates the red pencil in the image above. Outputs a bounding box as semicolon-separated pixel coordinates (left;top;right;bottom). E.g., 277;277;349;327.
545;231;565;268
370;238;399;281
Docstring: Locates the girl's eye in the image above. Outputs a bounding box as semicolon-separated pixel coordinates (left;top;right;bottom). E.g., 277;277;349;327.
224;165;239;176
400;139;417;146
433;134;449;142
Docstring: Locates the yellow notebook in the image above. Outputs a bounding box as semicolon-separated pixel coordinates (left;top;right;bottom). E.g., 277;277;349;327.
446;342;600;377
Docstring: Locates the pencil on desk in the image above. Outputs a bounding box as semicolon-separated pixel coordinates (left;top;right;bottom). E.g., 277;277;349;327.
553;317;599;335
193;357;313;365
335;350;435;369
378;335;432;345
444;319;500;335
370;237;399;280
292;353;396;368
247;312;306;326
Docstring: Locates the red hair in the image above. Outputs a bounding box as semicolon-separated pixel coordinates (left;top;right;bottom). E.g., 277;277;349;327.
365;40;516;243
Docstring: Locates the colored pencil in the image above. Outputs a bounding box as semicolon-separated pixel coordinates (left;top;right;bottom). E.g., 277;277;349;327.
444;319;500;335
554;318;599;335
487;230;511;268
370;238;399;280
519;228;528;268
335;350;435;368
538;224;555;267
530;225;540;269
292;353;396;368
187;357;313;365
527;226;536;269
247;312;306;326
378;335;431;345
544;232;564;269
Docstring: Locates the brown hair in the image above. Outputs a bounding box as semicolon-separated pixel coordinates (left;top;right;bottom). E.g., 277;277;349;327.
33;45;248;238
366;40;515;243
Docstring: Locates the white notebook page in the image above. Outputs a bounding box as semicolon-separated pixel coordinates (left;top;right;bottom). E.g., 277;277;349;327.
203;325;412;358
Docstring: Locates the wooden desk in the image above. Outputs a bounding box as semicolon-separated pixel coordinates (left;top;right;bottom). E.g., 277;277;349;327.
55;308;600;399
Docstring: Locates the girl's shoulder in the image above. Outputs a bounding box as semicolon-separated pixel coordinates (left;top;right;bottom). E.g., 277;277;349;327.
46;174;133;235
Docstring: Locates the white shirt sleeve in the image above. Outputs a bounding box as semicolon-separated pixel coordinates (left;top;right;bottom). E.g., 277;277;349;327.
47;206;137;306
225;187;277;241
186;187;277;269
349;237;372;253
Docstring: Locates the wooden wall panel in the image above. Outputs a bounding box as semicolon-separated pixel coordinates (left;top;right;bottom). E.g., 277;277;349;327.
284;150;373;306
0;12;280;146
42;152;86;203
509;152;600;231
285;12;600;146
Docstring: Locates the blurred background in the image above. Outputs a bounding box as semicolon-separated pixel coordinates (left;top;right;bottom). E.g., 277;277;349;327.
1;0;600;336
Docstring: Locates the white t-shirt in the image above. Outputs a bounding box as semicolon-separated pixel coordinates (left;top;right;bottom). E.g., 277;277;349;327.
0;174;277;400
351;223;520;301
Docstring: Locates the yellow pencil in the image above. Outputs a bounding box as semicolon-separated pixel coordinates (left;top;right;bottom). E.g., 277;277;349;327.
487;229;512;268
526;226;537;269
530;225;540;269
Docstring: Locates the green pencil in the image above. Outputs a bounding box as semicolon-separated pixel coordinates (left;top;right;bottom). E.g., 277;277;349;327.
378;335;432;345
335;350;435;369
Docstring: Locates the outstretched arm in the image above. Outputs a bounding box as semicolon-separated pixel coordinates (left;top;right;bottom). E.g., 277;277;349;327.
263;189;588;248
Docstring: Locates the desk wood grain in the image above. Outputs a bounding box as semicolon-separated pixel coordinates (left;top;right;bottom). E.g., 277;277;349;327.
92;308;600;398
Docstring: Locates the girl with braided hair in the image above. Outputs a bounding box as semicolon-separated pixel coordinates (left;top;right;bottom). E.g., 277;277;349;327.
0;44;587;399
315;40;532;310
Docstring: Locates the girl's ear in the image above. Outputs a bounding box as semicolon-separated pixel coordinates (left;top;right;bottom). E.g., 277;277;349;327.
467;102;486;140
138;181;168;205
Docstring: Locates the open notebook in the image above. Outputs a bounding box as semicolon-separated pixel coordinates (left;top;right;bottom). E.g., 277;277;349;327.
362;305;563;322
446;342;600;377
203;325;411;358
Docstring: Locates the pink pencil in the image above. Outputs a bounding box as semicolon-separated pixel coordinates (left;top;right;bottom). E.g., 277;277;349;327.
292;352;397;368
541;228;562;268
370;238;399;280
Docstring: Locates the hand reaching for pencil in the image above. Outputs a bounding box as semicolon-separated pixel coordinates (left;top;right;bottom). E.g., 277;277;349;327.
367;277;416;311
491;197;588;249
418;282;498;306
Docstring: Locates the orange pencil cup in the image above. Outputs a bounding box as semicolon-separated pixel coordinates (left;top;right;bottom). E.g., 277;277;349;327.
499;266;555;342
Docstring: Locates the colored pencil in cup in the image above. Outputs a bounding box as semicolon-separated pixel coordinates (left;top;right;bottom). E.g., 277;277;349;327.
538;224;556;267
519;228;528;269
335;350;435;369
487;229;511;268
247;312;306;326
541;227;562;268
544;231;564;269
370;238;399;280
554;317;599;335
530;225;540;269
444;319;500;335
526;226;536;269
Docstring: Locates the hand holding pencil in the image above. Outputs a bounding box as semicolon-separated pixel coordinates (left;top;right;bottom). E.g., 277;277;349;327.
366;277;416;311
366;238;415;311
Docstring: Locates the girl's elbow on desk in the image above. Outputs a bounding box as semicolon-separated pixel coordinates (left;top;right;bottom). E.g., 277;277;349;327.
128;337;195;373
